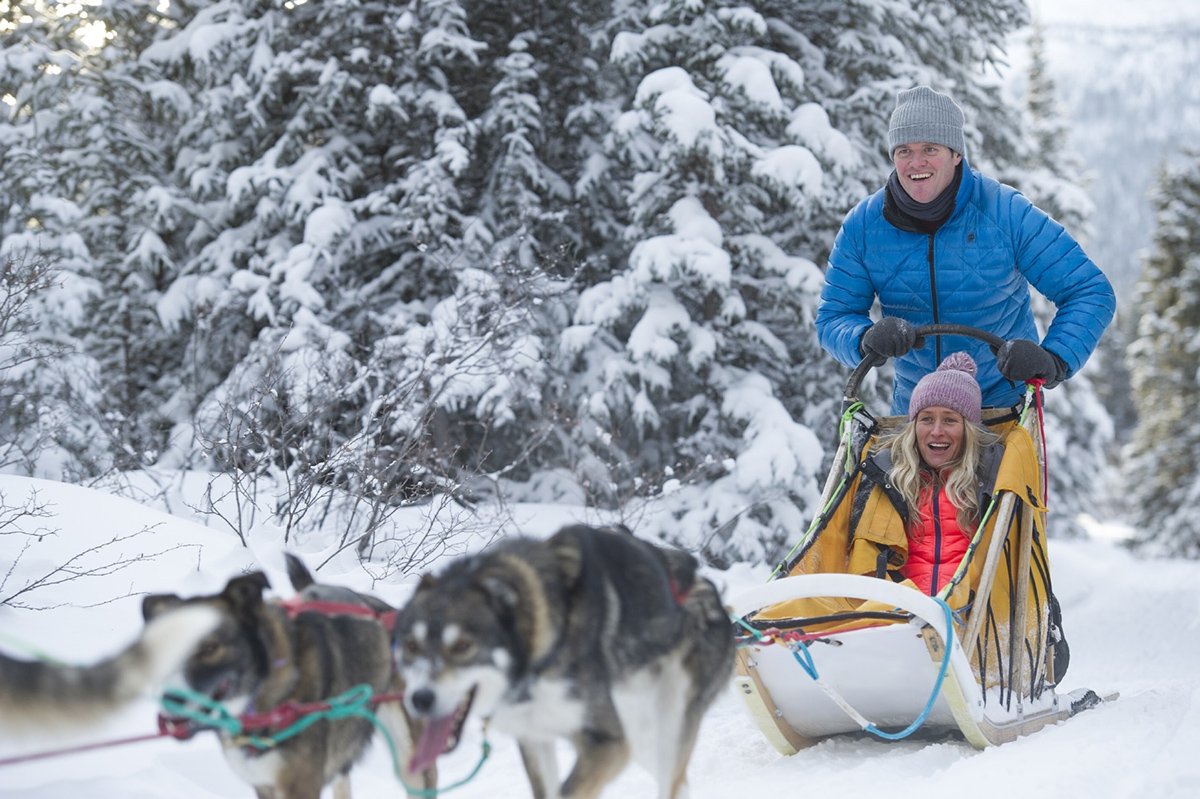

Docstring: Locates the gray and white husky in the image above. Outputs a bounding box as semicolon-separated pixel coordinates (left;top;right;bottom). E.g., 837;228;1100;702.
143;554;434;799
391;523;735;799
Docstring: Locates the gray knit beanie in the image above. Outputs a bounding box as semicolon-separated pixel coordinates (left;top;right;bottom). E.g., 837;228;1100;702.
909;352;982;424
888;86;966;157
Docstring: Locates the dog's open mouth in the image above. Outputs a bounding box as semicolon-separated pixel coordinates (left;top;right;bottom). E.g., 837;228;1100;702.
408;686;476;774
157;678;235;738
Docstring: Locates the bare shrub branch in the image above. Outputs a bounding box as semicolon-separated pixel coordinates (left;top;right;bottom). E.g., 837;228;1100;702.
0;492;200;609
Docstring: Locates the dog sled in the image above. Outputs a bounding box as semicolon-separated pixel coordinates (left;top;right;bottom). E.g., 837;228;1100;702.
730;325;1112;754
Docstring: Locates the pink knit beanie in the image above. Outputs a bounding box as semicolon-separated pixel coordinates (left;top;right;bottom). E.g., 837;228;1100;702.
908;352;982;424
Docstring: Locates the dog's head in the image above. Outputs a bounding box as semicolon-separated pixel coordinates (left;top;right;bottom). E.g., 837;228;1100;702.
391;557;534;773
143;571;274;714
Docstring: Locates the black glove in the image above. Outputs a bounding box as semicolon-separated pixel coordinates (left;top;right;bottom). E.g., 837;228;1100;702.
996;339;1067;388
860;317;918;362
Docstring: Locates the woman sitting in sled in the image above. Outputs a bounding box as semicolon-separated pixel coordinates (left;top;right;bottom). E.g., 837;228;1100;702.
883;352;996;595
877;351;1068;677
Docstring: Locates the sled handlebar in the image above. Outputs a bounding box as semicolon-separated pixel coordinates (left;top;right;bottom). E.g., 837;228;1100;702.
844;324;1008;403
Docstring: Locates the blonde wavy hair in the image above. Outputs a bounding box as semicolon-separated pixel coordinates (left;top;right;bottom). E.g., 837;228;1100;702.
885;419;1000;534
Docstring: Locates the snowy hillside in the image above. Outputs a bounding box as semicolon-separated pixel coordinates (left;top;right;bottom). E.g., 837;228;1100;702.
1;475;1198;799
1008;0;1200;302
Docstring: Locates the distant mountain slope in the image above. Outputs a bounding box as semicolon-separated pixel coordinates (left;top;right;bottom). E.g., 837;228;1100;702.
1010;21;1200;305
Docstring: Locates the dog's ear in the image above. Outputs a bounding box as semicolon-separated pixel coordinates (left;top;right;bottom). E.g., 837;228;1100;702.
546;528;584;586
656;546;698;594
142;592;184;620
284;552;315;591
222;571;270;615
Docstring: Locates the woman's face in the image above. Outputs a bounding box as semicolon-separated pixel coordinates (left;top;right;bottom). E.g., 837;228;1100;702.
915;406;965;469
892;142;962;204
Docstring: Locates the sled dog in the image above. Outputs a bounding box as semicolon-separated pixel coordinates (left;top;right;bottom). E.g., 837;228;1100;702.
0;604;219;734
392;523;735;799
143;554;434;799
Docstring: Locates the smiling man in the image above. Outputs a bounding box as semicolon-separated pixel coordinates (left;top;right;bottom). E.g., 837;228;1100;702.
815;85;1116;414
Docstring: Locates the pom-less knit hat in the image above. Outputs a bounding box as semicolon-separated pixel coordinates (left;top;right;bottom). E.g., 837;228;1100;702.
888;86;966;157
909;352;982;424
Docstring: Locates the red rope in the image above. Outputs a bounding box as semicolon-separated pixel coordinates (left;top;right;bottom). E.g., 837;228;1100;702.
0;726;186;768
233;690;408;734
1027;379;1049;507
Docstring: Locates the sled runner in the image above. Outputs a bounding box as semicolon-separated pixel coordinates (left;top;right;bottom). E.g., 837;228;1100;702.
731;325;1113;754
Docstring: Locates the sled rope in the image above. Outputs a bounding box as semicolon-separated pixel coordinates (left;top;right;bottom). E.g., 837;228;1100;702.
1028;380;1049;507
863;597;955;740
0;629;68;666
0;731;175;768
733;597;956;740
159;685;490;797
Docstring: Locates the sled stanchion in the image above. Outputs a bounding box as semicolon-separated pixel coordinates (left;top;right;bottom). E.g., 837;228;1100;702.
769;402;870;580
959;493;1019;655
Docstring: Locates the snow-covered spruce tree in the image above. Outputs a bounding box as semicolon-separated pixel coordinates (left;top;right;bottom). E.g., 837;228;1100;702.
562;2;873;563
135;0;550;500
555;0;1042;562
994;17;1119;537
0;253;71;473
1125;152;1200;557
0;1;195;475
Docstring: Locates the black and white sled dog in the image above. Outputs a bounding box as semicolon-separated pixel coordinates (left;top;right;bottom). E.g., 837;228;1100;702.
143;554;435;799
392;524;735;799
0;604;220;734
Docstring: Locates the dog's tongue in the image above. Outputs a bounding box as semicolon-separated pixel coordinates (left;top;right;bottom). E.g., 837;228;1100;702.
408;712;457;775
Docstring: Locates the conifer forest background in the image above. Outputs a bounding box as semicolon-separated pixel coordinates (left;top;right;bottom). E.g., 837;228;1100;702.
3;0;1200;563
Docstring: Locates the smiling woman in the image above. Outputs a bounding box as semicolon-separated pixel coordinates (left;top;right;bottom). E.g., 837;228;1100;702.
882;352;997;596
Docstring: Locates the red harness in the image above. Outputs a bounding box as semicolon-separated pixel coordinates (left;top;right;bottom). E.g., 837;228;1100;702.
277;597;398;632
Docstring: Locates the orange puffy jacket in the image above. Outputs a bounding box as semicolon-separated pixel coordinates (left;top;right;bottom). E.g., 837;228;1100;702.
900;482;971;595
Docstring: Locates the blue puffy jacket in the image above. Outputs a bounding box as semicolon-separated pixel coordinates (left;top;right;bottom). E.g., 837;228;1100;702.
816;160;1116;413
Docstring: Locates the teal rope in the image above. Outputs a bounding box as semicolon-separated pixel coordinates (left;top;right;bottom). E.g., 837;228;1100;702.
160;686;491;797
864;596;955;740
0;629;68;667
733;617;819;679
734;596;956;741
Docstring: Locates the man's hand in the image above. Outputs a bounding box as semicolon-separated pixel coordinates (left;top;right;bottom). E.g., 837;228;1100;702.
996;339;1067;388
860;317;918;363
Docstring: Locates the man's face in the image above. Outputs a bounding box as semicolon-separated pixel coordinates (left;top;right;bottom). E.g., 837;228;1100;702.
892;142;962;204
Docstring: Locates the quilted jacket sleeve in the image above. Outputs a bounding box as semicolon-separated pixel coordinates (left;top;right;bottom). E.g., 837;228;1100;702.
1007;192;1116;377
816;200;876;369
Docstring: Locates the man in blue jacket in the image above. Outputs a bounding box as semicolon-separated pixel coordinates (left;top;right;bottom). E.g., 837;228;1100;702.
816;86;1116;414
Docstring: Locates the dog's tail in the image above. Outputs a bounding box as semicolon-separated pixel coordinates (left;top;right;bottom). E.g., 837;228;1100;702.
0;604;220;732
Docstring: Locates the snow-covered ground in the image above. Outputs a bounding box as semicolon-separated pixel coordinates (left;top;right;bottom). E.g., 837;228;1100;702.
1;474;1197;799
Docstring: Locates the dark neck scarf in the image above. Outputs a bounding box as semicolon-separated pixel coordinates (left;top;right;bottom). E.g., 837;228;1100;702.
884;163;963;233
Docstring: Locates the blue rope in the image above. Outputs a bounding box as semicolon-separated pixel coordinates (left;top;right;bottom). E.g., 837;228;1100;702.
786;636;819;680
735;598;956;741
863;596;955;740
